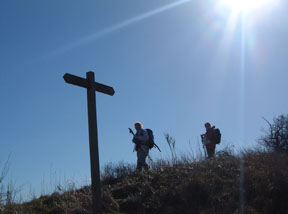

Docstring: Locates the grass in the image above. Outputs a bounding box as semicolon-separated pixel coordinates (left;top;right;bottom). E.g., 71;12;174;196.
1;150;288;214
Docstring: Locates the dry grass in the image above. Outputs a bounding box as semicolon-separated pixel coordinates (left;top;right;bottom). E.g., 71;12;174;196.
1;151;288;214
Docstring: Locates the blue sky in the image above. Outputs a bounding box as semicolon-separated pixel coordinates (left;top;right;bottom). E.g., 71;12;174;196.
1;0;288;199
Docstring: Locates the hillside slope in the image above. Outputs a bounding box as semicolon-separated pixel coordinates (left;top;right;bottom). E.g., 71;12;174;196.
2;152;288;214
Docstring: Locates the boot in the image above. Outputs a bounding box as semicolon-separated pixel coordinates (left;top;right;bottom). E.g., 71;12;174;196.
143;163;149;172
136;162;142;172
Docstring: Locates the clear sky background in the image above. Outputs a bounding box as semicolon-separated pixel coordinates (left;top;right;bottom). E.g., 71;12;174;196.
1;0;288;200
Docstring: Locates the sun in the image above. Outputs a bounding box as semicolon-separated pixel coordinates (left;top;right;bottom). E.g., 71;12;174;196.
220;0;277;13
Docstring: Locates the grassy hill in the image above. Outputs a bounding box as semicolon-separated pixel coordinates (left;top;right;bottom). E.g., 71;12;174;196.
1;151;288;214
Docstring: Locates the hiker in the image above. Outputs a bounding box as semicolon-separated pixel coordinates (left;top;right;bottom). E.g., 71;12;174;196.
132;122;150;172
201;122;217;159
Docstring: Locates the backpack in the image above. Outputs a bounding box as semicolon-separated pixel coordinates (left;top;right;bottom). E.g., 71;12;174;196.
214;128;221;144
145;129;155;149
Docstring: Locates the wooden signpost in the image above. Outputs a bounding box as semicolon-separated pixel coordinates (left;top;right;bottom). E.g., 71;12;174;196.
63;71;115;214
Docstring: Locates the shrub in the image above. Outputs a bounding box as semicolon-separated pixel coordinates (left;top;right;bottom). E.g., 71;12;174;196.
259;115;288;153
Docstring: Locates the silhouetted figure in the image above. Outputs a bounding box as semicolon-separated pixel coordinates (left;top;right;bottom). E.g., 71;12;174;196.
132;122;149;172
201;122;217;159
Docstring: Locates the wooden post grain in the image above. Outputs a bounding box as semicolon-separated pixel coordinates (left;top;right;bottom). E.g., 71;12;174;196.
86;71;101;214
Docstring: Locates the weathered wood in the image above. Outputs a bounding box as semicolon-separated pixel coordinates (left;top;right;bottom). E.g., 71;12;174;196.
86;72;102;214
63;71;115;214
63;73;88;88
63;73;115;96
94;82;115;96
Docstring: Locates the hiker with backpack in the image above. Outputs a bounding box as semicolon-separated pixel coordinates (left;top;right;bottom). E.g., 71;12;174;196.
201;122;221;159
131;122;150;172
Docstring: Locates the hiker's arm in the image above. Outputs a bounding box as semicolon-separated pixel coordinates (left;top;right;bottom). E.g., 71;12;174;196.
132;137;140;144
134;130;149;143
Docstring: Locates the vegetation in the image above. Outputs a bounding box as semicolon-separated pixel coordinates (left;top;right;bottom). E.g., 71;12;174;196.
0;150;287;214
1;115;288;213
259;114;288;153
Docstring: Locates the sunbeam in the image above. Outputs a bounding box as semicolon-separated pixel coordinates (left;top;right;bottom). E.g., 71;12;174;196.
221;0;279;13
50;0;191;56
239;13;246;147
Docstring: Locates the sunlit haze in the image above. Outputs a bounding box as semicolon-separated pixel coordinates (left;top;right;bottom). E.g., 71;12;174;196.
220;0;279;13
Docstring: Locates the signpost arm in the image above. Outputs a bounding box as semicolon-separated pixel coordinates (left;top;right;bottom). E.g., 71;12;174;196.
86;71;101;214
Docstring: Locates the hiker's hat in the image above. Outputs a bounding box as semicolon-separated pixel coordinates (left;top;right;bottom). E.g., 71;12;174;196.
134;121;143;128
205;122;211;127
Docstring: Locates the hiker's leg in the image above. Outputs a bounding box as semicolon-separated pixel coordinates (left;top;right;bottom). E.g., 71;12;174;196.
205;147;210;158
207;148;214;159
211;147;215;157
136;150;143;172
137;147;149;172
136;162;142;172
142;147;149;171
137;148;147;172
143;163;149;171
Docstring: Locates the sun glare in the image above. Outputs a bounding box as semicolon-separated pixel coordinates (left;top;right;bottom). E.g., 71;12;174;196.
220;0;277;13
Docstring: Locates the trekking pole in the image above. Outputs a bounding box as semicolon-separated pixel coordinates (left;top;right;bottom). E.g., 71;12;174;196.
203;144;207;158
128;128;135;136
153;143;161;152
148;154;153;162
199;135;207;158
129;128;137;152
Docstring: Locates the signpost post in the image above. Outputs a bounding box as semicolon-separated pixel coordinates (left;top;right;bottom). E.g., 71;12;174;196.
63;71;115;214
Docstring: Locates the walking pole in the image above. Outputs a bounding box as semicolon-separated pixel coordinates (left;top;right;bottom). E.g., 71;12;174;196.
200;135;207;158
203;144;207;158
